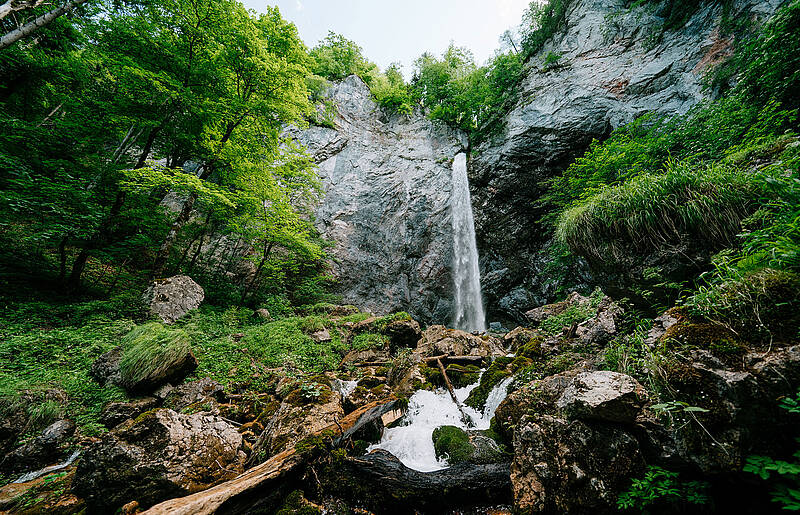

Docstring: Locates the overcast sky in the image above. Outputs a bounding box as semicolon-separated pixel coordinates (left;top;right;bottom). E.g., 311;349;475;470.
242;0;532;77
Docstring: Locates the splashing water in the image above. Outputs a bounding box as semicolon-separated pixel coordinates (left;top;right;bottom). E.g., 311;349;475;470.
368;375;511;472
451;152;486;332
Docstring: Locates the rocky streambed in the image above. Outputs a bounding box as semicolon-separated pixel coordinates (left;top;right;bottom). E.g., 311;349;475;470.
1;292;799;513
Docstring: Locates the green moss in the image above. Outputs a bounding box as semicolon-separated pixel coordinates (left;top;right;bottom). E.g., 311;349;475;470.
298;315;327;333
351;332;388;351
275;490;322;515
118;322;192;388
444;364;481;388
464;358;514;411
432;425;473;464
518;336;544;358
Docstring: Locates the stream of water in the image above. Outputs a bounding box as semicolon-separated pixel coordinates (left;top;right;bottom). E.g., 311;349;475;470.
368;375;511;472
451;152;486;333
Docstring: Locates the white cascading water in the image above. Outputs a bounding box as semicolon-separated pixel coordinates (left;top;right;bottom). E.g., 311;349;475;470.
368;374;512;472
451;152;486;332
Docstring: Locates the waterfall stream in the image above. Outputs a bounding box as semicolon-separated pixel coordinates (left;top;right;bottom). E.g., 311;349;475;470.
451;152;486;332
368;374;511;472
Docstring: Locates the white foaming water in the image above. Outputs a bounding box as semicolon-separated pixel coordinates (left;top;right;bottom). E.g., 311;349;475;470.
369;376;511;472
332;379;359;398
451;153;486;332
483;376;513;422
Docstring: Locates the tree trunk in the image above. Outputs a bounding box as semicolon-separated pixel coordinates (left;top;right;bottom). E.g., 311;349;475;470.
240;240;273;303
0;0;89;49
0;0;44;21
57;235;68;283
150;192;197;278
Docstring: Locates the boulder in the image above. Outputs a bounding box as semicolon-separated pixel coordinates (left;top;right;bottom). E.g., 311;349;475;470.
142;275;204;324
249;387;344;462
432;426;507;465
100;397;160;429
511;414;645;513
383;318;423;350
162;377;225;413
524;292;590;326
91;344;197;394
417;325;503;358
90;346;123;386
0;388;68;457
253;308;271;320
72;409;246;511
556;371;648;424
504;326;541;354
0;419;75;475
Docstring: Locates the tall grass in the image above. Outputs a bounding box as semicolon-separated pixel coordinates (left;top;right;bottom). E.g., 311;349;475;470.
555;160;771;268
118;323;192;388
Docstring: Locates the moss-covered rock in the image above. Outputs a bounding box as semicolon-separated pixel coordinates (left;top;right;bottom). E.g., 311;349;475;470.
432;425;473;464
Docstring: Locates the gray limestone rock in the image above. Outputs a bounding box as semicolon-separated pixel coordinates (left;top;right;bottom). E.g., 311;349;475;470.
290;75;468;324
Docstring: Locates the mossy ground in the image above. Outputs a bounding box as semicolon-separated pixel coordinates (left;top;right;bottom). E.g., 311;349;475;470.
0;294;389;440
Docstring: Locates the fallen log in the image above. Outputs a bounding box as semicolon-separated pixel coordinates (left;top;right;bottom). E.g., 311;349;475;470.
422;354;485;365
322;449;512;513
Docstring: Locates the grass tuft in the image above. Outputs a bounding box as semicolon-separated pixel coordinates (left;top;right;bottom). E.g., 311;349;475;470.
118;323;192;388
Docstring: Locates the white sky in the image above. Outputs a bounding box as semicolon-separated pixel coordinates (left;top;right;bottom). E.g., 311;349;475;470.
242;0;532;77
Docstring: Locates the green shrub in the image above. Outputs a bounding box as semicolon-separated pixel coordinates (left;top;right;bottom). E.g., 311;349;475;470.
298;315;327;334
618;465;710;511
556;160;770;269
118;323;192;388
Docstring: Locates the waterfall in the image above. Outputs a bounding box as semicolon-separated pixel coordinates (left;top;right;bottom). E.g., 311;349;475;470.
368;374;512;472
451;152;486;332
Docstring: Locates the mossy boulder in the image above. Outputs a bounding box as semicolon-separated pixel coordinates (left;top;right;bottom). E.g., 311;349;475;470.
432;425;508;465
432;425;473;464
445;364;481;388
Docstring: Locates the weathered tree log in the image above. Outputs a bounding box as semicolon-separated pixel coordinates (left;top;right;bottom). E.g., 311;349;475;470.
422;354;485;365
321;449;512;513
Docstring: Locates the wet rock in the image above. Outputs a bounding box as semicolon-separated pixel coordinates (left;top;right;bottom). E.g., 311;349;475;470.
142;275;204;324
341;347;391;366
72;409;245;511
101;397;160;429
511;414;645;513
556;371;648;424
575;297;622;347
0;420;75;475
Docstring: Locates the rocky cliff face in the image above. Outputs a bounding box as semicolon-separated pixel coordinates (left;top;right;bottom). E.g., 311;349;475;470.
291;76;468;323
471;0;784;323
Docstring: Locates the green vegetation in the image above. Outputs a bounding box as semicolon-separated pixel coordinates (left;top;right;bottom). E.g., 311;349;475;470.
0;0;330;309
617;465;710;511
744;389;800;511
118;323;192;388
543;0;800;319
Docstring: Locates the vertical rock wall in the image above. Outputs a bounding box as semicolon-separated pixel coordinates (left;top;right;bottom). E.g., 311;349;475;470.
292;76;468;323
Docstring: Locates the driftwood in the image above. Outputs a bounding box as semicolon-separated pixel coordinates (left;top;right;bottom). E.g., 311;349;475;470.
422;354;485;365
435;358;471;425
327;449;512;513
